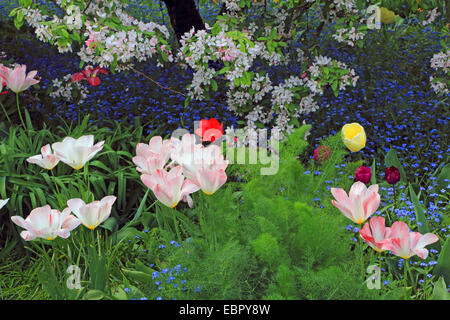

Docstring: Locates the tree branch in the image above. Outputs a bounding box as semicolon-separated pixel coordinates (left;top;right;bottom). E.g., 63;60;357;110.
82;0;93;14
131;66;185;97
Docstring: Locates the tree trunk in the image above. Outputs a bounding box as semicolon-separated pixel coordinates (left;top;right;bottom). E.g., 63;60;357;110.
162;0;206;43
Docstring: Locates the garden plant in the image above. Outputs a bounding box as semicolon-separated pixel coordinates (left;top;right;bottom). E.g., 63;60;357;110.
0;0;449;302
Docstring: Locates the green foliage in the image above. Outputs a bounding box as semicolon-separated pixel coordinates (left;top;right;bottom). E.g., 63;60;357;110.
0;116;160;255
430;277;450;300
434;236;450;285
114;126;376;300
295;265;379;300
252;233;283;271
409;183;430;234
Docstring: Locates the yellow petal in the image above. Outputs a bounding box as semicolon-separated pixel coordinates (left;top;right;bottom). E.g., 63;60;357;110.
380;7;399;24
342;123;366;152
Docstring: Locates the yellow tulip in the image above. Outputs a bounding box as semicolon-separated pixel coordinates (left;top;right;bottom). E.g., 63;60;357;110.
341;123;366;152
379;7;400;24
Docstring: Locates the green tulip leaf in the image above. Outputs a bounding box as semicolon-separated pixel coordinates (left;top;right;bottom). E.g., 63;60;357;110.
83;289;105;300
101;217;118;232
122;268;154;283
434;236;450;285
409;183;429;234
430;277;450;300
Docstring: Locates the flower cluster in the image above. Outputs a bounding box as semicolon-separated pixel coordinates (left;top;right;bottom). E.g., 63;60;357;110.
422;8;440;26
332;27;365;47
360;216;439;259
11;195;116;241
17;0;172;70
133;130;228;209
306;55;359;96
429;49;449;95
331;123;440;262
26;135;104;170
10;134;115;240
49;73;89;103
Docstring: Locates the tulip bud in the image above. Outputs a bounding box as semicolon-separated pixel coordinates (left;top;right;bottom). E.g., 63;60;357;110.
355;166;371;184
341;123;366;152
385;166;400;185
313;145;332;163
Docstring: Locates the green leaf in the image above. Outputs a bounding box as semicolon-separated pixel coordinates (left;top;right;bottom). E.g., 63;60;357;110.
24;108;34;131
381;286;412;300
371;158;376;185
216;66;230;76
89;160;112;173
121;268;154;283
435;163;450;192
113;227;139;244
8;7;20;18
61;28;69;38
331;81;338;96
111;286;129;300
83;289;105;300
434;236;450;285
101;217;118;232
134;258;156;274
430;277;450;300
37;265;64;299
409;183;429;234
211;79;218;92
88;246;107;291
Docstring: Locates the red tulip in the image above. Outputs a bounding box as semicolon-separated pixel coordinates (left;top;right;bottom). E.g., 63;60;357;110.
355;166;371;184
195;118;223;143
313;145;332;163
385;166;400;185
71;66;108;86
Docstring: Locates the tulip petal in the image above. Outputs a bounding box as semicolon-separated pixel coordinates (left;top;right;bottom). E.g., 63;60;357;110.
415;233;439;250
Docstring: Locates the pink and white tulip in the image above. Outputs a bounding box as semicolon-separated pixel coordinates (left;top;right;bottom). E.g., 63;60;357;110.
141;166;199;209
26;144;60;170
331;181;381;224
0;198;9;210
11;205;81;241
380;221;439;259
184;145;228;195
359;216;392;252
52;135;104;170
133;136;172;175
171;134;228;195
67;196;116;230
0;64;40;93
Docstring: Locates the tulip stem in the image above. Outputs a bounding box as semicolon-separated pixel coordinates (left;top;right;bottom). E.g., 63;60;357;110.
404;260;415;292
15;93;26;129
97;229;101;255
0;101;12;124
358;226;364;278
83;164;90;194
172;209;182;243
393;184;397;211
378;253;383;294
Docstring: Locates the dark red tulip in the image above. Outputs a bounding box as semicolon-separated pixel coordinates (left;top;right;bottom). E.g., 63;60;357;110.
313;145;332;163
355;166;372;184
385;166;400;185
